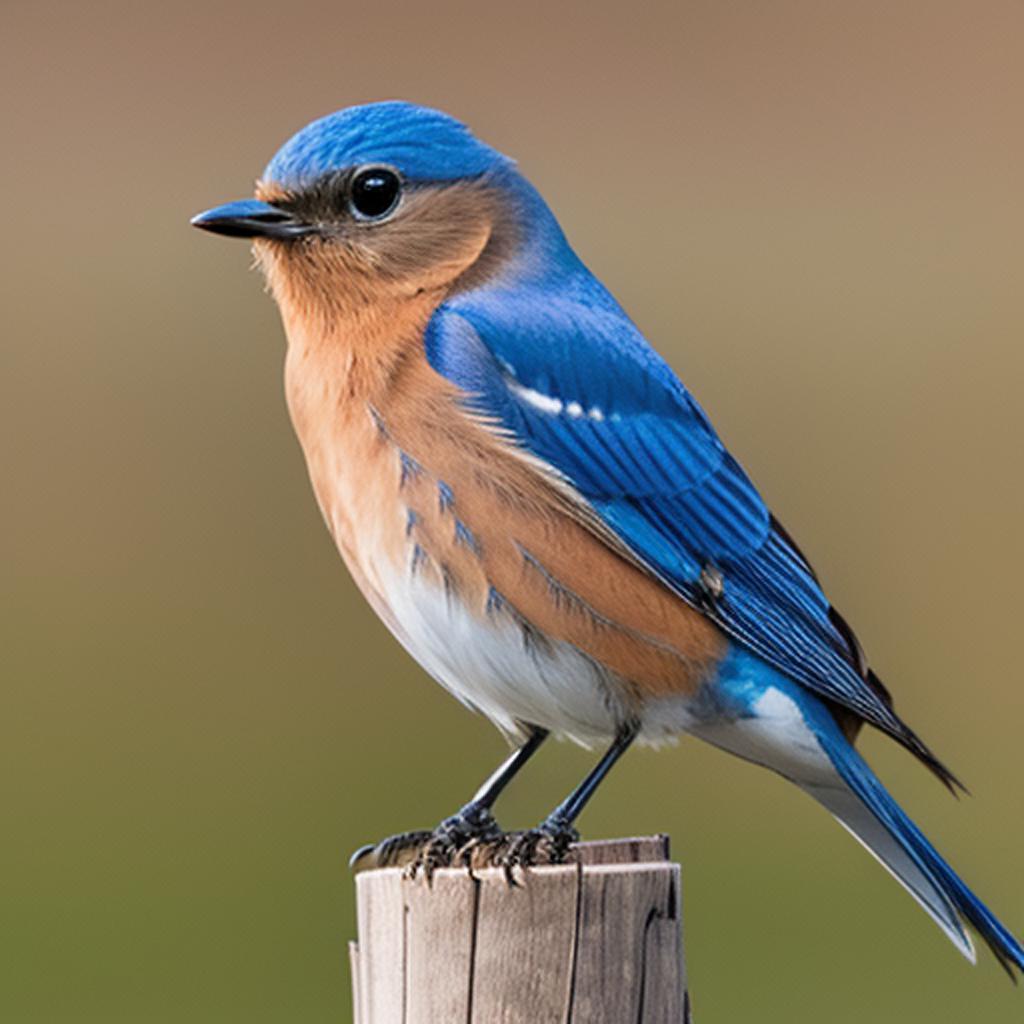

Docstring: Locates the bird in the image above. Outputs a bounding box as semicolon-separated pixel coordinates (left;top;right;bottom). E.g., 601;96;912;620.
193;100;1023;977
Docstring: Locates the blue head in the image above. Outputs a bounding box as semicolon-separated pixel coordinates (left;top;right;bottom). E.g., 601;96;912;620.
192;101;574;307
262;101;512;190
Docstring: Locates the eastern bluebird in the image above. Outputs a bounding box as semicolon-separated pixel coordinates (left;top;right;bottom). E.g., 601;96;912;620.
193;101;1023;976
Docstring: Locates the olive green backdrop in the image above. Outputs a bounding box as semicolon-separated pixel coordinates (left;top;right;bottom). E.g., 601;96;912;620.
3;1;1022;1020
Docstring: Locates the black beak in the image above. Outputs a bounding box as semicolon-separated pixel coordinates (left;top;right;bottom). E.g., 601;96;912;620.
190;199;314;240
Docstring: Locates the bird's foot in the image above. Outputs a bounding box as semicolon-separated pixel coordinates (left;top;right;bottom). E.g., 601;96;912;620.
409;804;503;881
349;803;503;881
349;830;434;873
471;817;580;885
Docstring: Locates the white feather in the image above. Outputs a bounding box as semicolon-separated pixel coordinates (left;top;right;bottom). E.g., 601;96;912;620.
378;566;628;745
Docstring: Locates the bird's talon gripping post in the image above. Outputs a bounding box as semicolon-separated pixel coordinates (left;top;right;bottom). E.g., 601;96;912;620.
357;803;511;881
487;819;580;886
350;829;434;873
540;815;581;857
454;837;488;879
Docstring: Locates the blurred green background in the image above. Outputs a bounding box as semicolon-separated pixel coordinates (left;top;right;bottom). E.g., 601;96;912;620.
3;1;1022;1020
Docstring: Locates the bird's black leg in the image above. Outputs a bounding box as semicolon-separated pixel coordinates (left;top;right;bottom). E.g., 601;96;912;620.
349;727;548;877
497;720;639;881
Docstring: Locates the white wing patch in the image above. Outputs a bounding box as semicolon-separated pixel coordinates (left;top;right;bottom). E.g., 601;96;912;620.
508;380;564;415
506;379;607;423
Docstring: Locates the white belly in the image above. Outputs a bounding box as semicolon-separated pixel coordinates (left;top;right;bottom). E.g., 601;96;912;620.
378;565;629;746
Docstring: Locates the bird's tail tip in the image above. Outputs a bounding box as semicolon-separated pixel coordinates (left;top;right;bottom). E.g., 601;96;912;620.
808;721;1024;980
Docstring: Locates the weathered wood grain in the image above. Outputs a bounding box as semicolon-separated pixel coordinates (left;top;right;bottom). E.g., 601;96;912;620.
470;865;579;1022
349;941;362;1024
571;862;681;1023
574;834;670;866
348;836;689;1023
355;869;406;1024
404;869;477;1023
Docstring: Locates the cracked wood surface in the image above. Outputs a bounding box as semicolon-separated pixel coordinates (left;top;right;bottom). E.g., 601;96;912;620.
349;836;690;1023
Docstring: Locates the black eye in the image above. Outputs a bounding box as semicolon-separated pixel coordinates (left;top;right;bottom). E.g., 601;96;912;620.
349;166;401;220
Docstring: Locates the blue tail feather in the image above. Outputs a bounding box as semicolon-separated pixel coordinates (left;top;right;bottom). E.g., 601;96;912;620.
810;707;1024;979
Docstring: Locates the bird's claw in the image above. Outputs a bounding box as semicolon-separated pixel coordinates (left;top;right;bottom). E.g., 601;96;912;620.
350;810;579;886
350;804;504;881
473;819;580;885
349;830;434;872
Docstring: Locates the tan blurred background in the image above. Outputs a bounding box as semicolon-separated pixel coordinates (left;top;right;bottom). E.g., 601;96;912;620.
3;1;1023;1020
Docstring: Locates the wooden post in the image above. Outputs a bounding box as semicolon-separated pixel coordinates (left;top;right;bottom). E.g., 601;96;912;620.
348;835;691;1023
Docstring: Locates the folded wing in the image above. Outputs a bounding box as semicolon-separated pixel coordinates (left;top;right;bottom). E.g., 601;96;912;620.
424;284;954;784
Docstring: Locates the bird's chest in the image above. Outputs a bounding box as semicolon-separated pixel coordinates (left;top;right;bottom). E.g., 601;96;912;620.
283;343;410;620
281;335;628;741
281;326;728;743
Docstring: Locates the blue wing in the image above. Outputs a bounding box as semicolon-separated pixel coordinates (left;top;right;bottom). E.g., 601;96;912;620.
425;278;945;769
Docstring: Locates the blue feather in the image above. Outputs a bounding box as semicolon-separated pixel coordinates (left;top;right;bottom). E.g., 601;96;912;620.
797;685;1024;977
